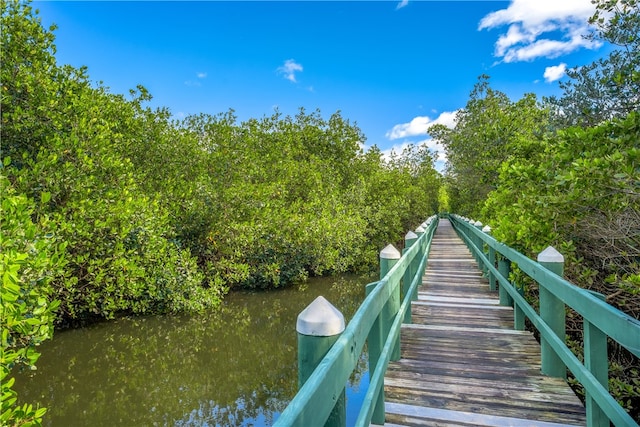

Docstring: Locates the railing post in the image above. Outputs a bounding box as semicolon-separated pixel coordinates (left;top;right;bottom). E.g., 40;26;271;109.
498;257;512;306
414;226;426;301
473;221;487;276
472;221;483;268
380;244;401;362
403;231;418;324
483;225;495;291
366;244;401;425
365;282;384;425
584;290;609;427
538;246;567;379
513;285;525;331
469;220;479;262
297;296;346;427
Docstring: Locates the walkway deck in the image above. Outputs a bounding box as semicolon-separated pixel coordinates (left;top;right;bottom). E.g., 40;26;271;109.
383;219;587;427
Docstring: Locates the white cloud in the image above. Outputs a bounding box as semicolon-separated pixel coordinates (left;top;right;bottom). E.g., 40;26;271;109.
544;63;567;82
479;0;600;62
396;0;409;10
386;111;458;140
197;72;207;79
277;59;303;83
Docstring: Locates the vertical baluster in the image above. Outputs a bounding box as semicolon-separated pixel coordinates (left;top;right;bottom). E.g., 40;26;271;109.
498;257;512;305
584;291;609;427
483;225;496;291
403;231;418;324
415;225;426;302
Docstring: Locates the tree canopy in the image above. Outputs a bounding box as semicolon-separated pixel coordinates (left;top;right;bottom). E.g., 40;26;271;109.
1;1;441;423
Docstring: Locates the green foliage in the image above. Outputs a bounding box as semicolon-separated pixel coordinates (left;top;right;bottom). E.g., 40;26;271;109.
546;0;640;126
0;174;65;427
482;111;640;418
11;132;214;321
166;109;440;288
437;185;450;213
484;112;639;301
1;0;219;326
432;75;550;217
1;0;59;166
1;0;441;327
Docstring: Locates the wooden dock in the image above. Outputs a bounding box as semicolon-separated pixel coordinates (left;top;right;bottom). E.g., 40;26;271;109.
383;219;587;427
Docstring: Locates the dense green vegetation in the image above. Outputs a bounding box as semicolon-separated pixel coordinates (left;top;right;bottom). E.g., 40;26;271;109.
0;1;440;424
2;0;639;423
438;0;639;418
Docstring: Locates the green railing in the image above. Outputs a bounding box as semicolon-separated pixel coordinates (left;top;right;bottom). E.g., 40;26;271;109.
273;216;439;427
449;214;640;427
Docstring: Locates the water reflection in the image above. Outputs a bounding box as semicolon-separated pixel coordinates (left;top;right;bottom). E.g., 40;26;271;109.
13;275;371;426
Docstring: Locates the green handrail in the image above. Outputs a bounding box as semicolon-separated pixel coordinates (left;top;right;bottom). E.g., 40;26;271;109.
449;214;640;427
273;216;438;427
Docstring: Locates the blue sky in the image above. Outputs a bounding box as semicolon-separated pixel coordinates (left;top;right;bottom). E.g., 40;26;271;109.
34;0;609;170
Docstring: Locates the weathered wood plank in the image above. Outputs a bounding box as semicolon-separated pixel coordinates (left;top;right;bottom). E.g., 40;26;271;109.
385;403;585;427
383;218;586;427
412;301;513;310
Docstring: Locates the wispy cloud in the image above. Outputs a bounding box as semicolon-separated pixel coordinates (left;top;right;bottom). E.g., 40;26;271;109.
185;72;207;87
479;0;600;63
544;63;567;82
277;59;303;83
385;111;458;140
396;0;409;10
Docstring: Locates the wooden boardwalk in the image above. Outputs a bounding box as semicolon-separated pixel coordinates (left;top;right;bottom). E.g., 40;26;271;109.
383;219;587;427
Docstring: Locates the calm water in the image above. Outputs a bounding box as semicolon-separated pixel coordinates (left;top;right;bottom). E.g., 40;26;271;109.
13;275;372;426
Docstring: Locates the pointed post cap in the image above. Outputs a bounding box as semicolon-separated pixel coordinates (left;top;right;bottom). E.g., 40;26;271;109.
405;230;418;240
415;225;425;233
474;220;483;227
538;246;564;263
380;243;401;259
482;225;492;233
297;296;345;336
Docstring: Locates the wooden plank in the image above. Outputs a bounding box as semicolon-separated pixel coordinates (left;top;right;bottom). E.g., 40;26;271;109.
401;324;530;335
412;301;513;310
417;295;500;305
384;371;577;394
383;218;586;426
385;403;585;427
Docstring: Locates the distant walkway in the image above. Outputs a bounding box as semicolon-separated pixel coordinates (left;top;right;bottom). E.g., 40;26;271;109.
383;219;587;426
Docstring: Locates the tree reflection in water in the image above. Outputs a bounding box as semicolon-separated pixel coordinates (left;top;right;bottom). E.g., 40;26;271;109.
13;275;371;426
